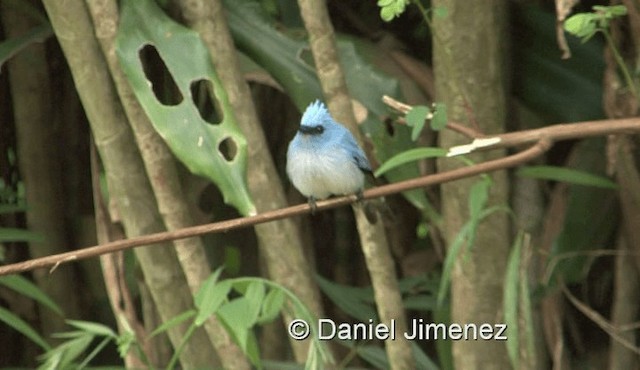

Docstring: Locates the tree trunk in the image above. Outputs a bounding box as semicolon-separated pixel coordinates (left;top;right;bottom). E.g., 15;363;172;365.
175;0;328;361
41;1;218;367
1;1;81;337
433;1;511;369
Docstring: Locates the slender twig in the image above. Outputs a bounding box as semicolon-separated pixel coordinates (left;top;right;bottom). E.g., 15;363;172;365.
562;282;640;355
0;116;638;276
382;95;481;138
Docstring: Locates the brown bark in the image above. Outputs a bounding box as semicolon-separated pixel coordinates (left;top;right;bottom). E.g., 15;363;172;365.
1;0;81;336
433;1;511;369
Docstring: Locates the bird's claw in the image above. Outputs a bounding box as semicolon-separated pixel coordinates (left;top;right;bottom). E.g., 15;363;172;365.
308;197;318;214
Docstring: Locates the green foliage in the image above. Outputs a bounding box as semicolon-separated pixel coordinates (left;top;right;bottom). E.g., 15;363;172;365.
377;0;447;23
116;0;256;216
0;275;63;315
513;6;605;122
39;320;118;370
404;103;448;140
354;341;437;370
564;5;638;101
377;0;409;22
517;165;617;189
0;0;52;69
374;147;447;177
431;103;448;130
0;183;40;246
503;232;535;369
0;195;61;356
0;23;52;69
406;105;431;141
0;227;43;243
0;305;51;351
564;5;627;42
153;271;332;369
316;275;378;321
316;274;440;368
436;176;509;307
546;139;618;285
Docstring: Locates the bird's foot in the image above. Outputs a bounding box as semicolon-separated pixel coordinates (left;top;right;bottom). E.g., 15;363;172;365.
308;196;317;214
355;189;365;203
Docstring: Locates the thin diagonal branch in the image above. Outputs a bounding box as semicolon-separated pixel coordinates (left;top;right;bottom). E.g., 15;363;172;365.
0;116;638;276
0;138;556;276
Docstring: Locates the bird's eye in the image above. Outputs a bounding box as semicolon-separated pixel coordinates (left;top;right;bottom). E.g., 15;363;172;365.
299;124;325;135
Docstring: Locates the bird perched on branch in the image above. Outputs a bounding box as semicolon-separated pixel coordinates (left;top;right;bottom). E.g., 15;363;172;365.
286;100;372;212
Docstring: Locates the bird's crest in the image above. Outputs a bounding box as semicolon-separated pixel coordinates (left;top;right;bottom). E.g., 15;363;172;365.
301;100;331;127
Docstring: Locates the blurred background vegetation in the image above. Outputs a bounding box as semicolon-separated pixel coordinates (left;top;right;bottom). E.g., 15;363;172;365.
0;0;639;369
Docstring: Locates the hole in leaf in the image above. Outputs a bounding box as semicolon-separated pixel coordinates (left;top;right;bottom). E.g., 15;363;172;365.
139;44;183;106
190;79;223;125
218;137;237;162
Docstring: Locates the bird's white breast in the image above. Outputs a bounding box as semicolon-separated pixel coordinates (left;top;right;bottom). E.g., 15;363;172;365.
286;145;365;200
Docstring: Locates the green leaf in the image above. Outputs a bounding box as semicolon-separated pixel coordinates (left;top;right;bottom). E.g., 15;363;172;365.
115;319;136;359
194;267;225;309
437;207;502;307
405;105;430;141
564;13;598;40
430;103;447;130
594;5;627;17
257;288;285;324
77;336;113;369
374;147;447;177
433;6;448;18
0;23;52;69
217;298;253;348
403;294;437;311
224;246;241;276
0;227;44;242
0;306;51;351
545;139;618;284
380;6;396;22
520;253;536;366
315;275;378;322
468;178;490;219
243;281;266;324
353;344;389;369
504;232;523;368
465;178;491;251
437;221;471;307
39;333;93;369
149;309;196;338
116;0;255;216
517;165;617;189
194;279;232;326
377;0;408;22
0;275;63;316
608;5;628;16
66;320;117;338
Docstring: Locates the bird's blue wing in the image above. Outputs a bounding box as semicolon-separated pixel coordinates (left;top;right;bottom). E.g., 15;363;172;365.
342;131;372;173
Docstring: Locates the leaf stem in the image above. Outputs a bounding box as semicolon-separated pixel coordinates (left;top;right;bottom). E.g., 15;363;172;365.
602;30;640;102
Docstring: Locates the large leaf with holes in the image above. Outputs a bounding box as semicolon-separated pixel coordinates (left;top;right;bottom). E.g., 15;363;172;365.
225;0;432;213
116;0;255;216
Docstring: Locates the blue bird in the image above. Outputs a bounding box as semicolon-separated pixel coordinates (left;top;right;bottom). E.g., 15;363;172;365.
286;100;371;211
